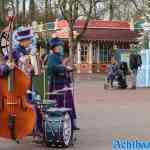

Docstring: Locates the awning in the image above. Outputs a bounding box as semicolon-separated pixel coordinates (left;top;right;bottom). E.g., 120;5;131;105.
79;29;138;42
53;30;79;39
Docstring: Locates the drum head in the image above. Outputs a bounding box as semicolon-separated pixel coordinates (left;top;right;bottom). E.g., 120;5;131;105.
63;112;72;146
44;111;73;147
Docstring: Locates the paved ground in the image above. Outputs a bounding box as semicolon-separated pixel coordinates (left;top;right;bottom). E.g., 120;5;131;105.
1;74;150;150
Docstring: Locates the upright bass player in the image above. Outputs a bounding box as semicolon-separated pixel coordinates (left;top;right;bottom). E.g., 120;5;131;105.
0;26;42;141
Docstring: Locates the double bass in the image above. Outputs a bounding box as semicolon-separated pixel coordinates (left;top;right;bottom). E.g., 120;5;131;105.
0;12;36;140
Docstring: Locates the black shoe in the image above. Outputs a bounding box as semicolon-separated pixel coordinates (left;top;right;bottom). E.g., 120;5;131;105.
130;86;136;89
73;126;80;131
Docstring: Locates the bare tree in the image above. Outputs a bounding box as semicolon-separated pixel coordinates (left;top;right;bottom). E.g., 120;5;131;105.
109;0;114;20
144;0;150;22
57;0;94;62
45;0;49;22
22;0;26;24
15;0;19;24
91;0;145;21
0;0;10;26
29;0;36;23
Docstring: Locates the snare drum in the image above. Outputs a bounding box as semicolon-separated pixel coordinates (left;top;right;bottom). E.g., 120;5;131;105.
44;108;73;147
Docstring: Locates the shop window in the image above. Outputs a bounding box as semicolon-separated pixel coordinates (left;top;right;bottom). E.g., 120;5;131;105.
81;44;88;63
92;42;97;63
99;49;111;64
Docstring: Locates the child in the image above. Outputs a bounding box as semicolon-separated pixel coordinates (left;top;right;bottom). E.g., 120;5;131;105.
107;57;119;88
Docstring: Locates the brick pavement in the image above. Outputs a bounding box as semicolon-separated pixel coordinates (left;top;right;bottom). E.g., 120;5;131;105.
1;75;150;150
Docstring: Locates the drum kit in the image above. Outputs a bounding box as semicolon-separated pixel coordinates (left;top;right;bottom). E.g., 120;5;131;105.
16;54;75;147
32;66;75;147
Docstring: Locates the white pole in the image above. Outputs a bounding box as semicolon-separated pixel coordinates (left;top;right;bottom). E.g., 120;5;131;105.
97;41;100;72
77;42;81;73
89;41;93;73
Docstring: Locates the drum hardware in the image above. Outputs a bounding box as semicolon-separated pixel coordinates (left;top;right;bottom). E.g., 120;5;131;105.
35;101;57;113
46;87;73;96
46;93;64;97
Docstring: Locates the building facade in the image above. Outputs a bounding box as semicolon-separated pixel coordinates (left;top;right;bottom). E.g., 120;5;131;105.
30;19;138;73
55;20;138;73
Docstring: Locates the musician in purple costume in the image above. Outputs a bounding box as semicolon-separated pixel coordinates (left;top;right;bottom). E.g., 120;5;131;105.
0;27;43;139
47;37;79;130
0;27;33;68
14;27;44;139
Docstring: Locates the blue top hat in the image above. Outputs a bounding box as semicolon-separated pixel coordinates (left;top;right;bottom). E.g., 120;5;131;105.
48;37;64;48
15;26;34;41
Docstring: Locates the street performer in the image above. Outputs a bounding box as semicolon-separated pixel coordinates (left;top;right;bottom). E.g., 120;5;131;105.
47;37;79;130
0;26;34;75
0;26;42;140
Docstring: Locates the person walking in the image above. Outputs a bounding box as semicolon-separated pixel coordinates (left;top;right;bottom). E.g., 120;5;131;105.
129;44;142;89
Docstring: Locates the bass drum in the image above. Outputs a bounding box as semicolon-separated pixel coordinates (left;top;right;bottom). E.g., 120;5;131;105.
44;108;73;147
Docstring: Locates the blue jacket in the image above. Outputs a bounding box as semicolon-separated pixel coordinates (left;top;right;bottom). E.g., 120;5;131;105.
47;52;67;85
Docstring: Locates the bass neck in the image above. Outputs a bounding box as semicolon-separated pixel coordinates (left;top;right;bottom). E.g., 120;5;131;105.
8;19;14;92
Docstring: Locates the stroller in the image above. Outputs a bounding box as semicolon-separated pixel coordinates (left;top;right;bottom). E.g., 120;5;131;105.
105;62;129;89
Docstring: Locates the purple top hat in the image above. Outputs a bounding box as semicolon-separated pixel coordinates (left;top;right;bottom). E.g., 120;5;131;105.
15;27;34;41
48;37;64;49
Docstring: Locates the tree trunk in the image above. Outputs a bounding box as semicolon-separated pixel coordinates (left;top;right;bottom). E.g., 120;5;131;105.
29;0;36;23
1;0;5;24
49;0;52;9
16;0;19;25
109;0;114;20
45;0;48;22
93;0;97;18
22;0;26;24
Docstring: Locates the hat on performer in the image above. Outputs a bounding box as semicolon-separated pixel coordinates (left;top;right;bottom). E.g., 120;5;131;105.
48;37;64;49
15;26;34;41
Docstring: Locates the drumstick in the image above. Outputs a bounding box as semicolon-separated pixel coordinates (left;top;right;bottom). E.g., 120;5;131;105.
46;87;74;95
